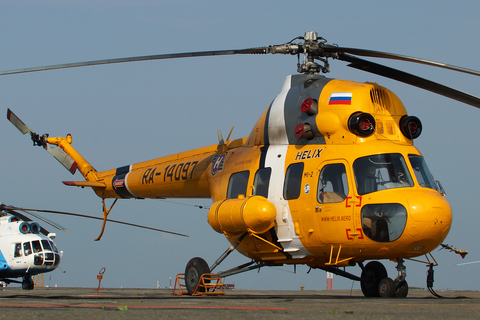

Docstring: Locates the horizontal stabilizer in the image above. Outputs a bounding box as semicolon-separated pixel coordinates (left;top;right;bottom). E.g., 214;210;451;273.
63;181;106;188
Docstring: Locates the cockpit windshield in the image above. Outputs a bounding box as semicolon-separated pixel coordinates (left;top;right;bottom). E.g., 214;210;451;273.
353;153;414;195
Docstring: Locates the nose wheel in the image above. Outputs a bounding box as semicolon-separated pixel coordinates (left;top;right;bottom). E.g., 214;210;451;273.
360;259;409;298
360;261;387;297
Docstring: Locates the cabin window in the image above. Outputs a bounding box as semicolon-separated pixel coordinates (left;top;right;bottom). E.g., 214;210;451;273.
44;253;55;266
14;243;22;258
408;155;438;191
34;254;43;266
227;171;250;199
23;242;32;256
284;163;304;200
361;203;407;242
32;240;42;253
318;163;348;203
41;240;52;252
53;253;61;267
353;153;413;195
253;168;272;198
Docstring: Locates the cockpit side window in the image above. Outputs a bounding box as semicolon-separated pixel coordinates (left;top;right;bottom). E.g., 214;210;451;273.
23;242;32;256
408;154;438;191
318;163;348;203
253;168;271;198
49;240;58;253
227;171;250;199
284;163;304;200
14;243;22;257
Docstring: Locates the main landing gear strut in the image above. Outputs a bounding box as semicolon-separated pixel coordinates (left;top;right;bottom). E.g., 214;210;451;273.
22;274;34;290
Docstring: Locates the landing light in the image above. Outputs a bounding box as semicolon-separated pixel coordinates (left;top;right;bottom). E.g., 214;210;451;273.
400;116;422;139
348;112;375;137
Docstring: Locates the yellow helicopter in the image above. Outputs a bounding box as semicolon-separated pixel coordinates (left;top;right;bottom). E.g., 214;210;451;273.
3;31;479;297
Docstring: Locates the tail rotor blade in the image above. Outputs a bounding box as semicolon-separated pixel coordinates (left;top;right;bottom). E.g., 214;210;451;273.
6;109;77;174
45;144;78;175
6;108;34;135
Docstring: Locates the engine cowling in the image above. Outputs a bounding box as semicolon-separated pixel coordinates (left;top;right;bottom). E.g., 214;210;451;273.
208;196;276;235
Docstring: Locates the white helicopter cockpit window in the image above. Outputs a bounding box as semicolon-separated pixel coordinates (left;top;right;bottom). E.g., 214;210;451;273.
353;154;413;195
284;163;304;200
408;154;438;191
23;242;32;256
227;171;250;199
32;240;42;253
41;240;52;252
49;240;58;253
14;243;22;258
318;163;348;203
253;168;271;198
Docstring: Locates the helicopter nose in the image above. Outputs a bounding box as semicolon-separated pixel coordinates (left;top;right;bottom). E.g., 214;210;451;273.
406;190;452;254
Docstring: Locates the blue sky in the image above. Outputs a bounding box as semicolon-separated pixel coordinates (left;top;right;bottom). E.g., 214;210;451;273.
1;1;479;291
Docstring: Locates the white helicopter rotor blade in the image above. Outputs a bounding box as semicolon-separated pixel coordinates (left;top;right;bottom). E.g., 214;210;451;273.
1;205;188;237
17;209;69;232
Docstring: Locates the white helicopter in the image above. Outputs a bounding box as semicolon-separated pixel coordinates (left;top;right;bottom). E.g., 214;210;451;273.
0;203;62;290
0;202;187;290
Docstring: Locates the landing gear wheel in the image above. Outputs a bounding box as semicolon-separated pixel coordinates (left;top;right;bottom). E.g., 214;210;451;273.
395;280;409;298
360;261;387;297
379;277;396;298
185;257;210;295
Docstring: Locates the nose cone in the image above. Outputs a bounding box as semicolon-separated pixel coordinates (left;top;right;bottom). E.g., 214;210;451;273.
406;190;452;255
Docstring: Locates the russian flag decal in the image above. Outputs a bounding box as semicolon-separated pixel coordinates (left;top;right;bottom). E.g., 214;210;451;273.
328;92;352;105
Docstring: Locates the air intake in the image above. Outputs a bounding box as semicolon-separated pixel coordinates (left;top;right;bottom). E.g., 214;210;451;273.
369;86;391;112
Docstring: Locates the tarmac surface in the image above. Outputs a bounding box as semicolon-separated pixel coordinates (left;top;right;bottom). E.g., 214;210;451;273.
0;287;478;319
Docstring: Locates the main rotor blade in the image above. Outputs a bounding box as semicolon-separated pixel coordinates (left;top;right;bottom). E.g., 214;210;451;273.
2;209;51;236
18;209;69;231
339;53;480;109
2;205;188;237
0;48;266;76
324;46;480;77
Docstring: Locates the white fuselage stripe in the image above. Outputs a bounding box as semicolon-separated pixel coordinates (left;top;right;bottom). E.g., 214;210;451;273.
265;76;310;257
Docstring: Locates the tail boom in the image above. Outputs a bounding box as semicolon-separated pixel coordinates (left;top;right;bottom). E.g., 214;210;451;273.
47;136;98;182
